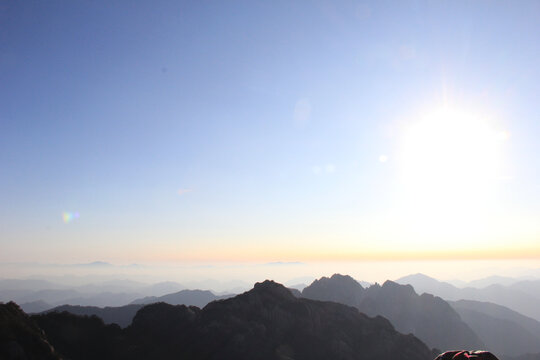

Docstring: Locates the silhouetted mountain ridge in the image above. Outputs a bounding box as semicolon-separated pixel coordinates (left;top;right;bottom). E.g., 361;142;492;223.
302;274;484;351
131;288;233;307
29;280;436;360
0;302;61;360
396;273;540;321
44;304;144;328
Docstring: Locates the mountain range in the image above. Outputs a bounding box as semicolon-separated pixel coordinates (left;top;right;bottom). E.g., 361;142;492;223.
396;273;540;321
302;274;484;351
4;273;540;359
3;280;437;360
131;289;233;307
35;289;234;329
0;278;244;312
43;304;144;328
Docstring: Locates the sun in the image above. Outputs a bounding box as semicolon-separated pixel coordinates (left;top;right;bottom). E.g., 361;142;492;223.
393;106;509;241
399;107;506;191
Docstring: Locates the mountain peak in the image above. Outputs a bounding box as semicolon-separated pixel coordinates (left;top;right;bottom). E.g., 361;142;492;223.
302;273;365;307
381;280;416;295
251;280;296;300
31;283;435;360
0;302;61;359
397;273;438;282
309;273;363;289
304;274;485;351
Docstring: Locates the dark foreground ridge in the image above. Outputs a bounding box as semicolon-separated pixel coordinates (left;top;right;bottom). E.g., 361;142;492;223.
43;303;144;328
3;280;437;360
0;302;61;359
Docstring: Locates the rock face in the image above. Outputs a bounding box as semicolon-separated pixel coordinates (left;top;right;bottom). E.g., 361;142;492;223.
33;311;123;360
33;280;436;360
0;301;61;360
302;274;485;351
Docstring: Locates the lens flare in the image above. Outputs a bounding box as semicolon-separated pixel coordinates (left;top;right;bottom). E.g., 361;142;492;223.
62;212;80;223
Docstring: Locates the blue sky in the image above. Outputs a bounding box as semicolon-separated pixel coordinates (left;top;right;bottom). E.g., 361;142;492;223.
1;1;539;264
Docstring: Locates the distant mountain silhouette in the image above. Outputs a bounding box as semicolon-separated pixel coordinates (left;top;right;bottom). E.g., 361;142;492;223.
286;282;308;291
396;273;460;299
288;287;302;297
31;280;436;360
507;280;540;301
131;289;233;307
450;300;540;337
302;274;484;351
20;300;53;313
0;278;247;308
143;281;185;296
450;300;540;356
467;276;520;288
1;286;143;308
44;304;144;328
396;274;540;321
0;279;63;291
0;302;60;360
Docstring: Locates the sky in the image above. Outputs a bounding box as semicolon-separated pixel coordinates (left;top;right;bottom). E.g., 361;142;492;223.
1;1;540;277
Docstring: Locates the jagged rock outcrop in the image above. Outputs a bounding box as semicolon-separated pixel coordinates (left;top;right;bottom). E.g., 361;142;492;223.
302;274;365;305
302;274;485;351
33;310;123;360
0;301;61;360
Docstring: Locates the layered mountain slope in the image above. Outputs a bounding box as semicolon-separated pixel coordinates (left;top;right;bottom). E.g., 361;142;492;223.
302;274;484;351
42;290;233;328
450;300;540;356
33;309;123;360
44;303;144;327
0;302;61;360
20;300;53;314
33;280;436;360
508;280;540;301
450;300;540;337
396;274;540;321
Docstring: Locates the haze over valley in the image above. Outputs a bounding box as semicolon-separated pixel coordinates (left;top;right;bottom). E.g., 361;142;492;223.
4;270;540;359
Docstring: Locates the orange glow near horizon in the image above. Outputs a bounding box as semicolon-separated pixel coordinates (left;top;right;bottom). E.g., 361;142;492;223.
144;244;540;263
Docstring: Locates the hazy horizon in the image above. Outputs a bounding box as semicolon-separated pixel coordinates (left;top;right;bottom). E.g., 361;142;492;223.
3;259;540;288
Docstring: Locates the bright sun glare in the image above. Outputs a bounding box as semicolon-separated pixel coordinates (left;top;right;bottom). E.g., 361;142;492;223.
393;107;509;243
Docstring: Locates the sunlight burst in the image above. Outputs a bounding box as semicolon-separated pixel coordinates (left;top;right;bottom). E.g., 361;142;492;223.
395;107;508;241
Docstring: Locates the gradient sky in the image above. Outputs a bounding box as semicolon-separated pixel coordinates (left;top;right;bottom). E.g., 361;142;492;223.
1;1;540;265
